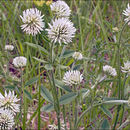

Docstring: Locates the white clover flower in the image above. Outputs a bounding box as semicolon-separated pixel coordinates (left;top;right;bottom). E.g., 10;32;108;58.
103;65;117;77
63;70;83;86
121;61;130;73
0;91;20;114
0;109;15;130
20;8;45;35
46;18;76;45
5;45;14;51
73;52;83;60
13;56;27;68
50;0;71;18
123;3;130;25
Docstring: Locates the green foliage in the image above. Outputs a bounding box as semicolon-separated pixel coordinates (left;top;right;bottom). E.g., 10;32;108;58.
0;0;129;129
41;85;53;103
100;119;111;130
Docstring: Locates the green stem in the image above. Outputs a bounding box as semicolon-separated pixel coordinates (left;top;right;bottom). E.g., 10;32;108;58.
74;86;78;128
51;70;61;130
113;20;129;130
113;105;121;130
38;63;41;130
50;42;61;130
75;100;128;129
68;104;72;130
27;99;45;126
59;45;67;130
120;73;128;125
21;68;25;130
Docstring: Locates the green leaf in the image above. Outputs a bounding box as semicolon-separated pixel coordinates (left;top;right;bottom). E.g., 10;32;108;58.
41;85;53;103
100;119;111;130
103;97;118;101
5;85;15;90
66;58;74;66
57;64;68;69
24;42;49;55
100;105;112;119
83;57;96;61
61;50;74;58
59;92;77;105
41;103;54;112
73;64;81;70
55;79;72;92
33;57;48;63
24;77;39;87
5;86;20;94
44;64;53;70
24;90;32;100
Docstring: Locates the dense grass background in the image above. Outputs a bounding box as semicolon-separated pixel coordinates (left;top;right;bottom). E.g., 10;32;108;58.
0;0;130;129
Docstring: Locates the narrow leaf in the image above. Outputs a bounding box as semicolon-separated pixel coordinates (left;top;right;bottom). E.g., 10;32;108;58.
41;85;53;103
24;90;32;100
5;85;15;90
44;64;53;70
100;105;112;119
55;79;72;92
24;42;49;55
100;119;111;130
41;104;54;112
33;57;48;63
59;92;77;105
24;77;39;87
57;64;68;69
61;50;74;58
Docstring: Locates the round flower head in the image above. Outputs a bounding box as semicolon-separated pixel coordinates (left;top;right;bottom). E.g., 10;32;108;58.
121;61;130;73
73;52;83;60
50;0;71;18
46;18;76;45
0;91;20;114
123;3;130;25
13;56;27;68
0;109;15;130
103;65;117;77
5;45;14;51
20;8;45;35
63;70;83;86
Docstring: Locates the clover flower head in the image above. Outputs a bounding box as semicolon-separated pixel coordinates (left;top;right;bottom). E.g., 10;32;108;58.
0;109;15;130
0;91;20;114
103;65;117;77
73;52;83;60
5;45;14;51
20;8;45;35
121;61;130;73
123;3;130;25
13;56;27;68
63;70;83;86
46;18;76;45
50;0;71;18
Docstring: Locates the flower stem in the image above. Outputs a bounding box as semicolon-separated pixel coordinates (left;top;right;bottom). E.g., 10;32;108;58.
113;20;129;130
51;70;61;130
50;43;61;130
21;68;26;130
74;86;78;128
38;63;41;130
59;45;67;130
